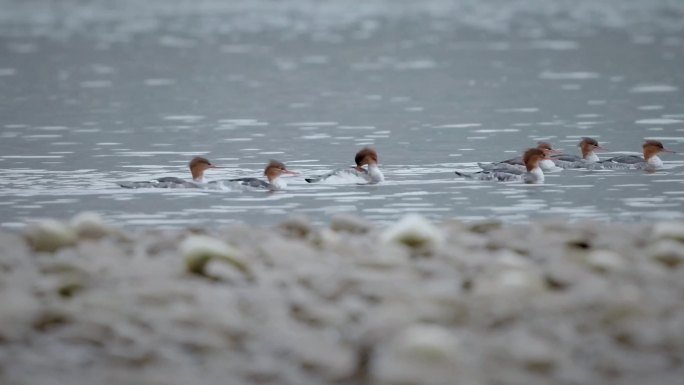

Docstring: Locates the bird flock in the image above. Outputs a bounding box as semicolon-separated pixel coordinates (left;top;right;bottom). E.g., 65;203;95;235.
457;138;676;184
118;138;676;190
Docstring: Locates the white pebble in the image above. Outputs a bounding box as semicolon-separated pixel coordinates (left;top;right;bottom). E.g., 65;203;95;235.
180;235;250;277
473;253;546;297
278;216;313;239
374;324;463;385
647;239;684;268
24;219;78;252
651;221;684;242
70;211;111;239
490;331;560;374
585;250;626;273
315;228;341;247
0;287;40;341
381;214;444;252
330;214;373;234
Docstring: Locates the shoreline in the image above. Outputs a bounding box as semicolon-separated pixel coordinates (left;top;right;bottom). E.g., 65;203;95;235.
1;213;684;385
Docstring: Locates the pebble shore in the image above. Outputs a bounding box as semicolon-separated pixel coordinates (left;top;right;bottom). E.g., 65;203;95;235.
1;213;684;385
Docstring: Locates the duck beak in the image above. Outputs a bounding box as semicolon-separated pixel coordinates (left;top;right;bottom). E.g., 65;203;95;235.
209;165;222;169
282;169;299;176
662;148;676;154
595;146;607;152
548;149;562;155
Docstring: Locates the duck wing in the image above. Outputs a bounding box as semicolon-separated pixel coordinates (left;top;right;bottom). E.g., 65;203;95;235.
455;166;523;181
478;162;524;172
228;177;270;189
305;167;370;183
478;156;524;170
118;177;198;189
600;155;644;164
551;154;582;162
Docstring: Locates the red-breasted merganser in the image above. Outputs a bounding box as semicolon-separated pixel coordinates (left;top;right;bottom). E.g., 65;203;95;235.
551;137;605;168
590;140;676;170
228;160;298;190
456;148;548;184
305;147;384;184
118;156;220;188
478;141;561;172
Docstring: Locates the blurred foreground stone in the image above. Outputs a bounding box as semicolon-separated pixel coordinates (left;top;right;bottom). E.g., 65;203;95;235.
1;214;684;385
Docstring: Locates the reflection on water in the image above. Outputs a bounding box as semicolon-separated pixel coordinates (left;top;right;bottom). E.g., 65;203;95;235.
0;0;683;228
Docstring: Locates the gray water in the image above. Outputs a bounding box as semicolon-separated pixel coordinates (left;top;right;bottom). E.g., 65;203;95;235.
1;0;684;229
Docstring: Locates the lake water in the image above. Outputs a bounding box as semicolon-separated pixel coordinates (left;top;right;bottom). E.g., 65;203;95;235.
1;0;684;228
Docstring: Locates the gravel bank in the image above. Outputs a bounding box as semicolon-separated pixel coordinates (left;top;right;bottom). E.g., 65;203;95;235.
1;213;684;385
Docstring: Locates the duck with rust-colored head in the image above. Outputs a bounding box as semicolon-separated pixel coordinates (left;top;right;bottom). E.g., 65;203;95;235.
551;137;606;168
305;147;384;184
478;141;561;172
118;156;221;189
228;160;298;190
457;148;549;184
592;140;676;170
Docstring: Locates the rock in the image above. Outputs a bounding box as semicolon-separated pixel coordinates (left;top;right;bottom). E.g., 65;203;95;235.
485;269;545;295
585;250;626;274
513;338;557;375
70;211;112;239
373;324;463;385
38;257;92;298
0;232;32;271
287;330;356;380
277;216;314;239
467;253;547;323
651;221;684;242
330;214;373;234
354;247;409;269
468;219;502;234
473;253;546;297
488;331;560;375
24;219;78;252
543;251;588;289
180;235;251;278
647;239;684;268
315;228;341;247
598;283;647;326
255;236;320;267
0;287;41;341
381;214;444;253
5;214;684;385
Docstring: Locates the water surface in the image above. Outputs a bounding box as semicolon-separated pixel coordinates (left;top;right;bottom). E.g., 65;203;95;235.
1;0;684;228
